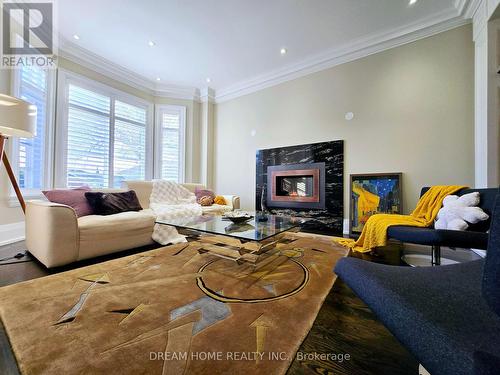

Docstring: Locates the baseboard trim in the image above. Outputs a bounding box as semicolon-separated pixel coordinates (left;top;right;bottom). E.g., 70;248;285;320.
343;219;350;235
0;221;25;246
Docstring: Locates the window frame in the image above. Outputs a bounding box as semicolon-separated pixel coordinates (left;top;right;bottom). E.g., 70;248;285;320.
154;104;187;183
9;66;56;203
55;69;154;188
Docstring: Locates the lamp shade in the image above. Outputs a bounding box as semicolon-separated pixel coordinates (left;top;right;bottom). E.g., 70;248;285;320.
0;94;37;138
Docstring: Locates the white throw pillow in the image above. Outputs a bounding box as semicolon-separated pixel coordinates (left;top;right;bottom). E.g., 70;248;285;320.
435;192;489;231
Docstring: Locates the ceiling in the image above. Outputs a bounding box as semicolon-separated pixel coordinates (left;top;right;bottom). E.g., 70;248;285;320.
55;0;475;101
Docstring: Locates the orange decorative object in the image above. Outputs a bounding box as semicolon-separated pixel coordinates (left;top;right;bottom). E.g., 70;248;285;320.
214;195;226;205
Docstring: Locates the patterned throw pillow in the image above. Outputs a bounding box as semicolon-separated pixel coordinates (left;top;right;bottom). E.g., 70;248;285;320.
198;196;214;206
43;186;93;217
195;187;215;205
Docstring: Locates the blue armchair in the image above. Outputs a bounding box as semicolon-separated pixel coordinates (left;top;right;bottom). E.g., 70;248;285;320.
388;187;497;265
334;192;500;375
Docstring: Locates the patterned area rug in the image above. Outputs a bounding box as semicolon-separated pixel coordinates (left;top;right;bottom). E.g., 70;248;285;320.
0;232;347;375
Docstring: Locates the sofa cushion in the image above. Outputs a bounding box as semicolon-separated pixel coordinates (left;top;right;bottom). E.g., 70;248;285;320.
85;191;142;215
123;181;207;209
182;183;205;193
121;181;153;209
214;195;226;205
43;186;93;217
195;187;215;199
201;204;233;215
77;209;156;260
420;187;498;233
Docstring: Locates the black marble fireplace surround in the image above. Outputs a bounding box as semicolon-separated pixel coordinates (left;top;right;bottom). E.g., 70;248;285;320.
256;140;344;235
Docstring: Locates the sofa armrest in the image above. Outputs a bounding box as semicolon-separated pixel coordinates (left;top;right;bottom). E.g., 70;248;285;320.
221;195;240;210
25;200;79;268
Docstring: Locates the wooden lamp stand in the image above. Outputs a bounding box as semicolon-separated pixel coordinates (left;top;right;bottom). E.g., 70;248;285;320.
0;134;26;214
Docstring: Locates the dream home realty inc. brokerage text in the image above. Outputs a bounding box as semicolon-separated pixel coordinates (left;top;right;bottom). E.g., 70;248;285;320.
149;351;352;363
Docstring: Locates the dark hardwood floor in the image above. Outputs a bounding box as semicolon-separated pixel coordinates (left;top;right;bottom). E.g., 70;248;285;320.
288;243;419;375
0;240;419;375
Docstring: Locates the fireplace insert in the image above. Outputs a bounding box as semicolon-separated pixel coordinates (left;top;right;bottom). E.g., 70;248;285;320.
276;175;314;198
267;162;325;209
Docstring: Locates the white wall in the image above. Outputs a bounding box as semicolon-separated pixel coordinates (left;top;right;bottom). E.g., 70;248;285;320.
473;0;500;187
214;25;475;221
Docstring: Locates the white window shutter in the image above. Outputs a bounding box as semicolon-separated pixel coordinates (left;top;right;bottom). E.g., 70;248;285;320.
66;84;111;188
64;82;149;188
16;66;48;190
155;105;186;183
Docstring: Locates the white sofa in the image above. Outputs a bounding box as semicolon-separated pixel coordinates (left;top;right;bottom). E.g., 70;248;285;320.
25;181;240;268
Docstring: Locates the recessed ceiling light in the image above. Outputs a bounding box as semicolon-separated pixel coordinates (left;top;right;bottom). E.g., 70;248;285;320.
156;77;161;81
148;41;155;47
73;34;80;40
280;48;287;55
206;78;211;83
409;0;418;5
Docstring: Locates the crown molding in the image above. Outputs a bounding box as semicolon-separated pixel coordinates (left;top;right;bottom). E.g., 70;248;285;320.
57;2;478;105
456;0;469;15
461;0;484;18
58;38;154;94
214;7;470;103
153;83;200;101
58;38;200;101
200;87;216;103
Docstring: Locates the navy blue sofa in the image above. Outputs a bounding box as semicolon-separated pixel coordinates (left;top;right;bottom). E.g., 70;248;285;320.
388;187;497;265
334;193;500;375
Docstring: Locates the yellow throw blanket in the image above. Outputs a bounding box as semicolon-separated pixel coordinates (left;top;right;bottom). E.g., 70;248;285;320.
338;185;466;253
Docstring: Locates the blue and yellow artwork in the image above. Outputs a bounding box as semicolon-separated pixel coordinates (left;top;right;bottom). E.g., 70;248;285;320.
350;173;402;234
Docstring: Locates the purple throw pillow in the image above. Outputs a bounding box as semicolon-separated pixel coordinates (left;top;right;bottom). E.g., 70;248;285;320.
195;187;216;203
42;186;93;217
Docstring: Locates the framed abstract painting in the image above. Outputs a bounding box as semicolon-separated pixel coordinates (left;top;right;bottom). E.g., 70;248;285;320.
349;173;403;235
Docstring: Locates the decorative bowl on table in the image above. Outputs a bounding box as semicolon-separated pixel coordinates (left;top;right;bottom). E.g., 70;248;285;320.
223;211;254;224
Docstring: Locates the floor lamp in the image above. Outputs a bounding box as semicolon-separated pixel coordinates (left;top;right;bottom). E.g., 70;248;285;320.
0;94;37;214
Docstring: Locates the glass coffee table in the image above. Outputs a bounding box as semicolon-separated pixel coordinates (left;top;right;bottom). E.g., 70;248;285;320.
156;213;304;264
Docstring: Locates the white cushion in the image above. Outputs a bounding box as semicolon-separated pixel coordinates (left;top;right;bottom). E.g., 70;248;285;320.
201;204;233;215
78;209;156;260
435;193;489;231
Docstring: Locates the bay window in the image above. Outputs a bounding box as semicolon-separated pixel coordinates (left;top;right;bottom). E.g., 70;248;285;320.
155;105;186;183
11;65;54;197
113;100;148;186
56;71;152;188
11;69;187;194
